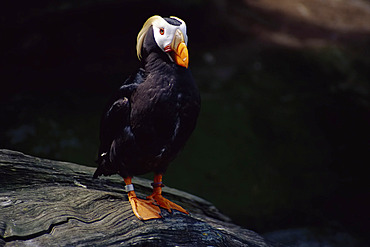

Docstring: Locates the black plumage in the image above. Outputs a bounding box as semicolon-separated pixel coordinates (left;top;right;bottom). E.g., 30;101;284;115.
93;24;200;179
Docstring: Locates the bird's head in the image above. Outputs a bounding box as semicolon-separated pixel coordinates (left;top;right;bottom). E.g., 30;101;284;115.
136;15;189;68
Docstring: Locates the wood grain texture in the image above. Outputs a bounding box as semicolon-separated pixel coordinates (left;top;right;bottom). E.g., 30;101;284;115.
0;149;281;246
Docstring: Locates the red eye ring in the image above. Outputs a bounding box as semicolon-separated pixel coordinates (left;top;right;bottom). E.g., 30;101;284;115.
159;28;165;35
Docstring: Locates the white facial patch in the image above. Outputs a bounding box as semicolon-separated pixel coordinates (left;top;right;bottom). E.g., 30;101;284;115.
152;17;188;52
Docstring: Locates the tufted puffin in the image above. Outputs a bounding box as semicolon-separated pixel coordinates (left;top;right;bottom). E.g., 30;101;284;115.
93;15;201;220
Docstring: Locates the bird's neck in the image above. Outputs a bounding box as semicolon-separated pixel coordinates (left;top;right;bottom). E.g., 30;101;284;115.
143;52;176;74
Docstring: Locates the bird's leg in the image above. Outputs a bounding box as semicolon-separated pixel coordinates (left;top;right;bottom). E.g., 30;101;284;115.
146;174;189;215
123;177;161;220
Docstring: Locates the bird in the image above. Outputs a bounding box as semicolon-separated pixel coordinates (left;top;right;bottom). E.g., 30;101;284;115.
93;15;201;220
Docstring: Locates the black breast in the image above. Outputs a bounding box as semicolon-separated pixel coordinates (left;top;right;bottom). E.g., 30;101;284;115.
129;64;200;174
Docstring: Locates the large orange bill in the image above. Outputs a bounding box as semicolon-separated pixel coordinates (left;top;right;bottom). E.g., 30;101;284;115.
169;29;189;68
172;42;189;68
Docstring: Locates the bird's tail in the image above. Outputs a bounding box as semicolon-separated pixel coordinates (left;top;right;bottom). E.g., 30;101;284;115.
93;153;117;178
93;158;105;178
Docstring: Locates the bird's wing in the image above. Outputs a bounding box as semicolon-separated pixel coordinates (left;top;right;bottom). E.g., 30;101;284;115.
94;68;145;177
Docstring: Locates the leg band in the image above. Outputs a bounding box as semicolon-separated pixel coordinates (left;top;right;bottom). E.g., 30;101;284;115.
125;184;134;192
151;182;165;188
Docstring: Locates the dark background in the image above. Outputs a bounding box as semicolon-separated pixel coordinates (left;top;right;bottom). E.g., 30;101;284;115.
1;0;369;245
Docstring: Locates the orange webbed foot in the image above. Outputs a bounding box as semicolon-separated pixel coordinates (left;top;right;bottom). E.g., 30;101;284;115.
147;192;189;215
127;191;162;220
124;177;161;220
147;173;189;215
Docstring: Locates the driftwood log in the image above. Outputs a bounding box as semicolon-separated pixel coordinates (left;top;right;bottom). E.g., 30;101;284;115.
0;149;280;246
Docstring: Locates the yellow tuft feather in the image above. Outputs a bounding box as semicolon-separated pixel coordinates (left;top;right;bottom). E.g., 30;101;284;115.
136;15;164;60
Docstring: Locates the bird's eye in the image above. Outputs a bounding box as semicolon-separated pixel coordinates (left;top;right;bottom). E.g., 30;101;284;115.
159;28;165;35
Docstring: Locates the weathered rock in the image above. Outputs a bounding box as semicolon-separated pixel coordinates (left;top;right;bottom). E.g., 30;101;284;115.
0;149;280;246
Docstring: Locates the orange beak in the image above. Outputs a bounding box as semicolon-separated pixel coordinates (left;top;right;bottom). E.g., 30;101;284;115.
167;29;189;68
172;42;188;68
